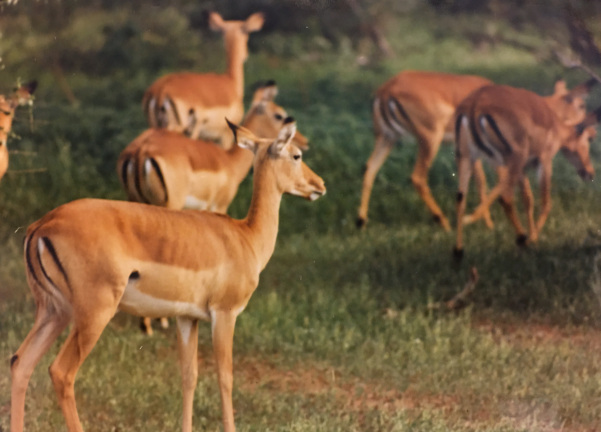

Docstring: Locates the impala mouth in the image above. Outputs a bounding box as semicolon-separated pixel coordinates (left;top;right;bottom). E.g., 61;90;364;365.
309;189;326;201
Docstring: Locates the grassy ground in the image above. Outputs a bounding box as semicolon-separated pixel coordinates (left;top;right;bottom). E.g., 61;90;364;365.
2;5;601;432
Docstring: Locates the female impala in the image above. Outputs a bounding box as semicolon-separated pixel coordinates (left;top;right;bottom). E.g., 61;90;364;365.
454;84;600;257
121;81;308;213
143;11;264;146
0;81;37;182
357;70;596;231
10;118;326;432
121;81;308;335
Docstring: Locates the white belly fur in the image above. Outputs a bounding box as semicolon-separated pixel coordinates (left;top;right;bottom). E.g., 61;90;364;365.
118;261;224;321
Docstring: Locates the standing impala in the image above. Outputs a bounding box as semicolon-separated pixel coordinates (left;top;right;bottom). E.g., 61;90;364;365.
121;81;308;213
453;84;600;257
0;81;37;182
10;118;326;432
120;81;308;335
357;70;596;231
143;11;264;145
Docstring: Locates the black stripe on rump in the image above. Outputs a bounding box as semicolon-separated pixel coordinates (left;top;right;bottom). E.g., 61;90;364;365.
469;114;494;158
166;95;181;127
377;97;403;137
25;227;44;289
133;156;150;204
388;97;414;129
40;236;71;295
482;114;512;155
148;157;169;204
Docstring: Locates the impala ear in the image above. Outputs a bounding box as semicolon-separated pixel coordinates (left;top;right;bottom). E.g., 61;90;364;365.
250;80;278;107
553;79;568;96
226;118;260;153
208;12;225;32
243;12;265;33
270;117;297;155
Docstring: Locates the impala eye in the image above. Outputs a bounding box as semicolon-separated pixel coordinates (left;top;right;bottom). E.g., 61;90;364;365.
293;154;301;161
274;113;284;121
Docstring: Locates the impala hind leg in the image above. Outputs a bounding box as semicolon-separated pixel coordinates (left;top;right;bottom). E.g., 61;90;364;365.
454;156;473;258
49;307;115;432
176;317;199;432
463;166;508;225
357;134;394;228
11;304;71;432
212;310;237;432
473;160;494;229
411;133;450;231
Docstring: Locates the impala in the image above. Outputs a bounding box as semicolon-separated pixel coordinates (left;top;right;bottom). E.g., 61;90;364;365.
120;81;308;212
453;84;600;257
0;81;37;182
356;70;596;231
120;81;308;335
143;11;264;146
10;118;326;432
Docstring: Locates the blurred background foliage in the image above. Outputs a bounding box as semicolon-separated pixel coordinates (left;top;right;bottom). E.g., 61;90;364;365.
1;0;600;242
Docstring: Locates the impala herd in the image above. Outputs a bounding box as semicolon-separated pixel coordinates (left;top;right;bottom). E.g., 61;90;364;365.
5;10;601;432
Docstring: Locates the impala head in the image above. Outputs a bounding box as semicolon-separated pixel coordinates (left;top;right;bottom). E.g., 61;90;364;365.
547;78;597;126
227;117;325;201
0;81;37;146
243;80;309;150
562;107;600;181
208;11;265;62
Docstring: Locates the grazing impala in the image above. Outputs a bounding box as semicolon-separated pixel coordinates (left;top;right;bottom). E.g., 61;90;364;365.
120;81;308;335
453;84;600;257
143;11;264;146
0;81;37;182
10;118;326;432
357;70;596;231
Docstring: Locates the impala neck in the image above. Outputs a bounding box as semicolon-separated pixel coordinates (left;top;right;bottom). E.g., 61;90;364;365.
243;165;282;270
227;142;255;184
224;33;248;98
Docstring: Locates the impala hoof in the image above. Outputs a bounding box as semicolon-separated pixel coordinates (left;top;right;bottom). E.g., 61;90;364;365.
516;234;528;247
356;217;366;229
452;247;464;261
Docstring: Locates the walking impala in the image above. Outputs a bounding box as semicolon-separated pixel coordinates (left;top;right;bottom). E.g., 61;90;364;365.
453;84;600;257
10;118;326;432
120;81;308;335
0;81;37;182
357;70;596;231
143;11;264;146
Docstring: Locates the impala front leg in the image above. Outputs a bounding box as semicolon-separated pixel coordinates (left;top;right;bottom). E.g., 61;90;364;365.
176;317;199;432
212;310;238;432
520;176;536;242
357;135;394;228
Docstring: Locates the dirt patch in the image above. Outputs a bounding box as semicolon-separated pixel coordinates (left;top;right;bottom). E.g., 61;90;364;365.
473;316;601;353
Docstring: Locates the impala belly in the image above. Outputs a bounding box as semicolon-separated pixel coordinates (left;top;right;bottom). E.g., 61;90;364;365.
118;262;226;321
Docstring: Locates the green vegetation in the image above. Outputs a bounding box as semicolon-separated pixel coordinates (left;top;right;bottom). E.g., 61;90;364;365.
2;2;601;431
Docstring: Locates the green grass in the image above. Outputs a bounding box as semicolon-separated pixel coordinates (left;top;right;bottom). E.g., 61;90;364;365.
2;4;601;432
